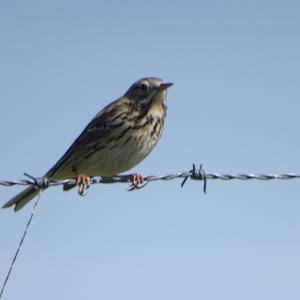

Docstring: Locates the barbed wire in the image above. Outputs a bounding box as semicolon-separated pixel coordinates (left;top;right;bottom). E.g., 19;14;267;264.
2;163;300;299
1;164;300;195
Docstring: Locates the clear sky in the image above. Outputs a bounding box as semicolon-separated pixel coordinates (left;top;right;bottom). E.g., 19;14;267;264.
1;0;300;299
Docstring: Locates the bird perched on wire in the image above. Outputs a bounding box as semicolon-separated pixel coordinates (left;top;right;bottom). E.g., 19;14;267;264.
3;77;173;211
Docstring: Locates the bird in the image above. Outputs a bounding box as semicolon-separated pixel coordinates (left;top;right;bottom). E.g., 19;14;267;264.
2;77;173;211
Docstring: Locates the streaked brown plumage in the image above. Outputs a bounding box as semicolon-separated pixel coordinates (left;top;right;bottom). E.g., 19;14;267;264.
3;77;173;211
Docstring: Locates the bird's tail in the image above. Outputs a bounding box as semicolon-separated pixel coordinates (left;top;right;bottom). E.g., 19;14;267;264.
2;186;40;212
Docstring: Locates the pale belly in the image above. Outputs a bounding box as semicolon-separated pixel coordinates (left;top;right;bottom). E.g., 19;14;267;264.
53;120;164;179
78;134;157;176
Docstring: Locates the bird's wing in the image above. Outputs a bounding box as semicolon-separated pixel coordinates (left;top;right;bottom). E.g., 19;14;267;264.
46;98;132;178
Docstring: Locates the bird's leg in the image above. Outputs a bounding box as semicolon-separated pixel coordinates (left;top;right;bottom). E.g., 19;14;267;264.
129;173;144;190
76;175;91;195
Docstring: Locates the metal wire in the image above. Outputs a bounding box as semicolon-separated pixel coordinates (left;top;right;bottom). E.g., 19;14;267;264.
1;163;300;298
1;164;300;195
0;194;41;299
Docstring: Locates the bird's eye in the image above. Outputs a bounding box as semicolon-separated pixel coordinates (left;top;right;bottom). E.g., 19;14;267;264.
140;82;149;92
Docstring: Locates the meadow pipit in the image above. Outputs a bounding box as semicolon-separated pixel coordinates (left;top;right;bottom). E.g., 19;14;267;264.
3;77;173;211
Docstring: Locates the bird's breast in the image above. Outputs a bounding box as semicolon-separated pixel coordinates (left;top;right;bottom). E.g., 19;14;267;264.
79;112;165;177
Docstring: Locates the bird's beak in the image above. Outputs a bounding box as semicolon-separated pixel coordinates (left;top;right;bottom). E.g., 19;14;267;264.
158;82;173;91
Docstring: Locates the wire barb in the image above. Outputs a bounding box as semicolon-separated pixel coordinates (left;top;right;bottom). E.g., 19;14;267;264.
181;164;207;193
23;173;50;189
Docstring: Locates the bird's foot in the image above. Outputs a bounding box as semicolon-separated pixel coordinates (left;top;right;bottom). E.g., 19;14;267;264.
129;173;144;190
76;175;91;196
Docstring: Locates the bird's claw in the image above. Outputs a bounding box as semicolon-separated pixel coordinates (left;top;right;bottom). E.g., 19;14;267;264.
76;175;91;196
128;173;144;191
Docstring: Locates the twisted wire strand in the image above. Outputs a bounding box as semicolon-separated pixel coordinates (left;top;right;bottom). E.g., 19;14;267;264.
1;164;300;194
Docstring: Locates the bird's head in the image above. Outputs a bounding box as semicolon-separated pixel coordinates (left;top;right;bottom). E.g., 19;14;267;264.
124;77;173;109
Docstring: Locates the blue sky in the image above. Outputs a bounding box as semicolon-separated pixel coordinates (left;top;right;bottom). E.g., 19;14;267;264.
1;0;300;299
